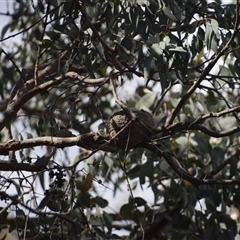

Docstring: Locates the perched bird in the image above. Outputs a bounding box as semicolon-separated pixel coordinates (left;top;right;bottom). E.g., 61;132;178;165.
107;109;155;149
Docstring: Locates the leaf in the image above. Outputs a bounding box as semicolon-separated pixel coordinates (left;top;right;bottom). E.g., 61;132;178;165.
169;46;187;52
162;7;177;21
216;214;237;235
137;20;148;40
86;54;94;77
218;116;236;130
39;196;50;209
37;117;45;136
62;59;71;73
143;56;155;84
121;37;133;52
131;181;138;190
211;146;225;163
160;160;175;175
94;227;106;238
47;199;61;212
80;173;93;193
1;23;11;39
38;172;45;191
205;19;219;53
151;43;163;56
194;132;210;152
78;192;91;208
136;92;156;111
133;197;146;207
127;165;141;179
120;203;132;218
103;211;112;233
129;5;139;30
39;39;53;48
145;5;155;22
93;196;108;208
175;136;188;146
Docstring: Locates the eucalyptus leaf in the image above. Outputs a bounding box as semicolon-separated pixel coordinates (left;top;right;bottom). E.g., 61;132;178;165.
136;92;156;110
162;7;177;21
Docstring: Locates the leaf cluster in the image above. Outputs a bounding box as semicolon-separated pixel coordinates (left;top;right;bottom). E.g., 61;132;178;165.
0;0;240;239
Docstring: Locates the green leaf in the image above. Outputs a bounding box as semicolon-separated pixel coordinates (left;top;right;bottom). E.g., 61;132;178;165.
103;211;112;233
37;117;45;135
127;165;141;179
151;43;163;56
211;146;225;163
218;116;236;130
137;20;148;40
129;5;139;30
169;46;187;52
38;172;45;191
39;196;49;209
205;19;219;53
120;203;132;218
160;160;175;175
217;214;237;236
194;132;210;152
121;37;133;52
1;23;11;39
162;7;177;21
131;181;138;190
136;92;156;111
175;136;188;146
94;227;106;238
93;196;108;208
47;199;61;212
133;197;146;207
39;39;53;48
78;192;91;208
143;56;155;84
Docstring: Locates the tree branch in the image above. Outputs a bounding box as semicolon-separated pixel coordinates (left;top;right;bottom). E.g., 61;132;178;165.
0;132;114;155
163;118;240;138
0;191;82;226
0;72;109;131
73;0;123;71
144;143;240;186
167;1;240;125
131;206;180;240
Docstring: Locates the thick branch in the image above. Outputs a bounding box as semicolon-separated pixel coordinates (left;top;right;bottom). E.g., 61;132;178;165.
144;143;240;186
0;161;46;172
0;132;114;156
165;122;240;138
0;131;117;171
0;72;108;131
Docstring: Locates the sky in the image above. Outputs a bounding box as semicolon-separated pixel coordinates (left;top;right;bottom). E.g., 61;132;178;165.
0;1;155;230
1;1;239;238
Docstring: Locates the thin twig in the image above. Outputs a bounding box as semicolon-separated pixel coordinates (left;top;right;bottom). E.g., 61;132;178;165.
0;72;109;131
167;1;240;125
1;49;26;83
34;4;52;86
109;77;136;120
144;142;240;186
73;0;123;71
0;3;64;43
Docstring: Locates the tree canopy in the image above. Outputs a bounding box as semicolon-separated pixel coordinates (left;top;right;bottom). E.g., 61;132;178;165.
1;0;240;239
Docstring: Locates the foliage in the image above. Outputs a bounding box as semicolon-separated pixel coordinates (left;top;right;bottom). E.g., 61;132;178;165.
0;0;240;239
